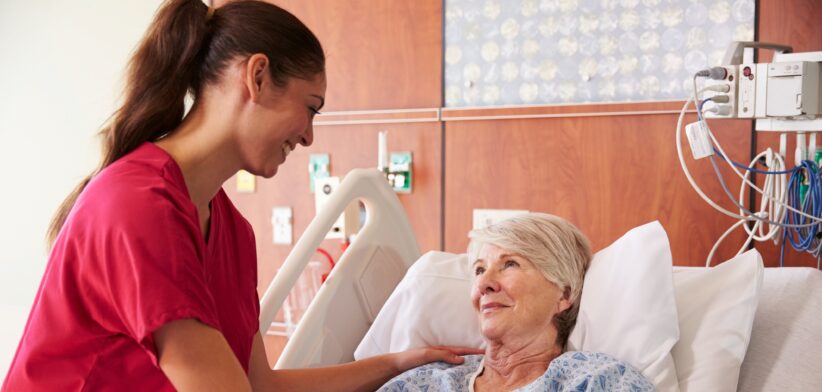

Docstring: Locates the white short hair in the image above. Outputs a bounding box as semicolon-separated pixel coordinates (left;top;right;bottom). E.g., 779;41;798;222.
467;212;592;349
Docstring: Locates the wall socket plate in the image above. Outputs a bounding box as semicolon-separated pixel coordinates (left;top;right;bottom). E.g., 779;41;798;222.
271;206;293;245
472;209;529;230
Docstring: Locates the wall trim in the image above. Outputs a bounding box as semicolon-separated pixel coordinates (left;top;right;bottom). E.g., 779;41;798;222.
314;101;696;126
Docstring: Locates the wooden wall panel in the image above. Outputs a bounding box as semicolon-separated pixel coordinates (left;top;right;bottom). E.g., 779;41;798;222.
757;0;822;63
272;0;443;111
444;115;754;266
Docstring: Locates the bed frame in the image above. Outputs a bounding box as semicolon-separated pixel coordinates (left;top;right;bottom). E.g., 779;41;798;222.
258;169;822;390
258;169;420;369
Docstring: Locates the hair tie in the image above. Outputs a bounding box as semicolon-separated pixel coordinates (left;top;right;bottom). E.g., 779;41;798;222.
206;6;216;21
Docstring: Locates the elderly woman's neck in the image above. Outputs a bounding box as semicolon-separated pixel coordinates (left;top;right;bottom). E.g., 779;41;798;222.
480;335;562;387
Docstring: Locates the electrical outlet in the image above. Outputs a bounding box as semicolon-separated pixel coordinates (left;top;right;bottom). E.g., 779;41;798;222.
472;209;529;230
271;207;292;245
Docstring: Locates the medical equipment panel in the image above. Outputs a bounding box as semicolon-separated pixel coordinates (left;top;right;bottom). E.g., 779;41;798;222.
679;41;822;267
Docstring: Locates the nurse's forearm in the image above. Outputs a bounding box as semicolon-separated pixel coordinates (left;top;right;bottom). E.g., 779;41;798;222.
265;347;477;392
155;319;252;392
268;354;401;392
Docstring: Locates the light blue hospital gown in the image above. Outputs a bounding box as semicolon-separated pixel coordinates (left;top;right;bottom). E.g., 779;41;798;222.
378;351;655;392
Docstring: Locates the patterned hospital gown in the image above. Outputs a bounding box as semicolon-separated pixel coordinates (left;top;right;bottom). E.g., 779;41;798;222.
378;351;655;392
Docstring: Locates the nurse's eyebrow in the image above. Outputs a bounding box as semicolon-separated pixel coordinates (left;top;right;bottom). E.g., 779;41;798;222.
311;94;325;110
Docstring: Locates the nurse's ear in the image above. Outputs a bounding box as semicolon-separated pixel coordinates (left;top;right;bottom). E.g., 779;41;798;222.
243;53;270;102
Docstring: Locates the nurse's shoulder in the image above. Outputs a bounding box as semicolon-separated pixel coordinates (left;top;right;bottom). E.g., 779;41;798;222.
66;142;199;240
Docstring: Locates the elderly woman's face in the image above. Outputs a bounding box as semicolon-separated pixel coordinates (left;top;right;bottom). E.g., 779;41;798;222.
471;244;571;341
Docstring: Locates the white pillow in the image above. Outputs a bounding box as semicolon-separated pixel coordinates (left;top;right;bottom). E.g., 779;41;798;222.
567;221;681;392
671;250;764;392
354;251;482;360
357;222;680;392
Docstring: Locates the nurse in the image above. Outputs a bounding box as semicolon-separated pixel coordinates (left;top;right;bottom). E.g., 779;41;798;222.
2;0;476;390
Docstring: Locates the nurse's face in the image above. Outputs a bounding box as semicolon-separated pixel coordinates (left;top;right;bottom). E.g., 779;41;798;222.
470;244;571;343
237;57;326;178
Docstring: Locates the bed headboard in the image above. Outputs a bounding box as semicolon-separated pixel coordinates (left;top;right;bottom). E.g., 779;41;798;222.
258;169;420;369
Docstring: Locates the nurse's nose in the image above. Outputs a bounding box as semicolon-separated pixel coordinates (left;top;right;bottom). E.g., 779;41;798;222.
299;124;313;147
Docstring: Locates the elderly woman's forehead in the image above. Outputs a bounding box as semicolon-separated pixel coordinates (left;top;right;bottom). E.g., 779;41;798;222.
477;244;526;259
478;243;505;255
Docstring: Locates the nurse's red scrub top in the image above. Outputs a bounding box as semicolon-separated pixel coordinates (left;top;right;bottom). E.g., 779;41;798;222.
3;143;259;391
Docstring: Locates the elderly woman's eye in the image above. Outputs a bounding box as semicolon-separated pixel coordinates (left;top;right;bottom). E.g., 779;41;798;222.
474;266;485;276
504;260;519;268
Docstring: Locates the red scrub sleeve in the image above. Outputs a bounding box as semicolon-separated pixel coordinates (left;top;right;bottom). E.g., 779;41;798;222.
85;191;221;367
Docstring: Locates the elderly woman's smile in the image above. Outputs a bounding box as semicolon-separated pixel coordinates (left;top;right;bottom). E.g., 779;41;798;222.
479;301;508;313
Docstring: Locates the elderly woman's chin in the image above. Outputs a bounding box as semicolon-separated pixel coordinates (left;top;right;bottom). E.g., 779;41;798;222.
478;316;509;341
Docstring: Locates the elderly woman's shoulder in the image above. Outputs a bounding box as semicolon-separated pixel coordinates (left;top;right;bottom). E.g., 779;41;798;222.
538;351;656;392
377;354;483;392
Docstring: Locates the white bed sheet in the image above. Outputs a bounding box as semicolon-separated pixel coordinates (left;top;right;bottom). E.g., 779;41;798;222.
737;267;822;391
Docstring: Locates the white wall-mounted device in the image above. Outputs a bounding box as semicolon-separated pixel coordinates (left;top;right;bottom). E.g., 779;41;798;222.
702;42;822;132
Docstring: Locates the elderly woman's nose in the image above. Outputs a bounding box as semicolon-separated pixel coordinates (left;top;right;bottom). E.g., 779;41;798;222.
475;270;500;294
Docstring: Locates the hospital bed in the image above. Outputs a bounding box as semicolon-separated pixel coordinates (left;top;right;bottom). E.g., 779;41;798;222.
259;169;822;390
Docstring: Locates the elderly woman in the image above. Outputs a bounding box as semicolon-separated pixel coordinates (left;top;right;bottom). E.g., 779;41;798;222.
379;213;654;391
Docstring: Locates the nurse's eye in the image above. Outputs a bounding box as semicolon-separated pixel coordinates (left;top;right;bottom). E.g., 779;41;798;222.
309;107;321;119
474;266;485;276
504;259;519;268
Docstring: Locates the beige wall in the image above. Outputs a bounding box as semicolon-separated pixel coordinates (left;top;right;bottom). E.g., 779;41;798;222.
0;0;163;375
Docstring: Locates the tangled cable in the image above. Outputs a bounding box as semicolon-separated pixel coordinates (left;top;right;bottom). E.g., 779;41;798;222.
782;160;822;267
678;72;822;268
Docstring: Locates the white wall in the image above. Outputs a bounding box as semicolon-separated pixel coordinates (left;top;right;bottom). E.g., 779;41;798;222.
0;0;163;376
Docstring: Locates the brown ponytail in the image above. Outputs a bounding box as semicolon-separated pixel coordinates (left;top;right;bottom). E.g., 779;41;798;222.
47;0;324;247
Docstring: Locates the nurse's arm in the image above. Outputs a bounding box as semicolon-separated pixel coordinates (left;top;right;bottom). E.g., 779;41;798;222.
154;318;252;392
248;332;481;392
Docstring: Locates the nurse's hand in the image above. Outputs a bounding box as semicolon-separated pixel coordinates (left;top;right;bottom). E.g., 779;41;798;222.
391;346;485;372
248;338;483;392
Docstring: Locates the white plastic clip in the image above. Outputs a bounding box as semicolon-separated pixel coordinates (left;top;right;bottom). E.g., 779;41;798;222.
685;121;714;160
